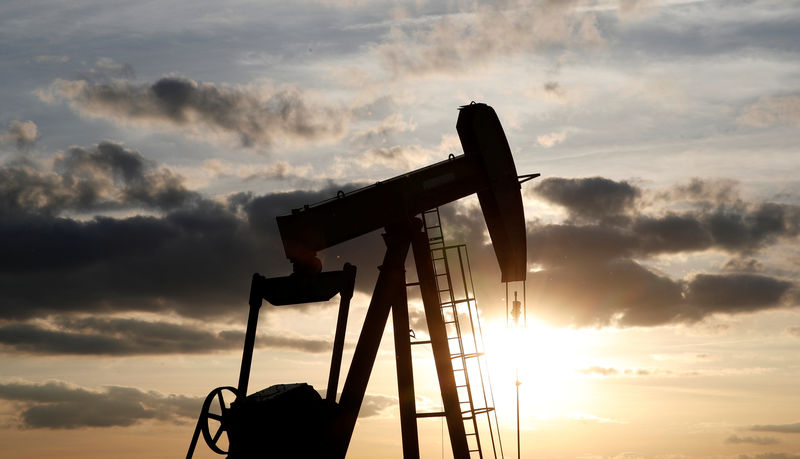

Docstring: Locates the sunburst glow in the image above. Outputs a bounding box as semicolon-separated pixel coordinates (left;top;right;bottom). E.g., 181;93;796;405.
481;317;597;426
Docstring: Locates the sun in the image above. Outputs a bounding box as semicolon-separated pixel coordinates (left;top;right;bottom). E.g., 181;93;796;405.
480;317;595;425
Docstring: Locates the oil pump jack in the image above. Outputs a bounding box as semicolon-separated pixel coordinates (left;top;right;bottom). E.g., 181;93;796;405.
186;102;537;458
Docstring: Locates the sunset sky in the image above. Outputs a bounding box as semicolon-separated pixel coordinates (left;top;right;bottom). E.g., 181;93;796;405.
1;0;800;457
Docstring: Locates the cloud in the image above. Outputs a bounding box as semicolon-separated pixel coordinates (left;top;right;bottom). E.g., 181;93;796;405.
0;316;331;355
528;254;795;328
358;393;396;418
725;434;780;445
751;422;800;434
0;143;386;321
376;0;604;77
532;177;641;221
739;94;800;127
578;366;618;376
0;380;201;429
2;146;797;333
41;76;350;149
537;130;567;147
723;257;764;272
531;177;800;254
522;177;800;327
567;412;626;424
656;177;741;207
350;113;416;145
685;274;793;317
357;144;438;169
1;120;38;150
0;141;198;216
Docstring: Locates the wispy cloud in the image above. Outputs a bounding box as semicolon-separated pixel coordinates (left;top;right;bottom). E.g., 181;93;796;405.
725;434;780;445
376;0;606;77
739;94;800;127
39;76;350;149
751;422;800;434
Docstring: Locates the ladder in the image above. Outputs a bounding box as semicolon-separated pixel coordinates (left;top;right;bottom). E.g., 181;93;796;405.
411;207;504;458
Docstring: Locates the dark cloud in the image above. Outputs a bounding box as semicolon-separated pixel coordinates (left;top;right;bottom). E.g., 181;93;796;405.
752;422;800;434
532;177;640;221
528;224;637;265
685;274;793;317
723;258;764;273
632;214;713;254
543;80;565;98
528;258;794;328
46;77;349;148
527;260;684;327
0;141;197;217
725;434;780;445
0;151;385;321
0;317;331;355
3;150;798;333
532;177;800;254
656;177;740;207
1;120;38;150
519;177;799;327
0;381;200;429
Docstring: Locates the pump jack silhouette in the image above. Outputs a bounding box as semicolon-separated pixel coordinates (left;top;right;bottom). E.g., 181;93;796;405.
186;102;537;458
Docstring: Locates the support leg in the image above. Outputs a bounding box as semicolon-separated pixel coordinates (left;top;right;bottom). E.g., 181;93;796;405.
392;265;420;458
327;263;357;402
331;228;412;457
237;273;264;398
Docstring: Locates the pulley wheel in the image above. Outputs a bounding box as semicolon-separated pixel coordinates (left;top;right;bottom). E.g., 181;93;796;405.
200;386;238;455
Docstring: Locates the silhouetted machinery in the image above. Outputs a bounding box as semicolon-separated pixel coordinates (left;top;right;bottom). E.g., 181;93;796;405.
186;103;536;458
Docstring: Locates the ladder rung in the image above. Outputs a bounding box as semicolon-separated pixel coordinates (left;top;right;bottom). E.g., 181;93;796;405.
411;340;431;345
416;411;445;418
444;320;456;324
405;281;420;286
454;352;484;359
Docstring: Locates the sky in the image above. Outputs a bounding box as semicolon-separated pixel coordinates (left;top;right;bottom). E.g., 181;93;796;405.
1;0;800;457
